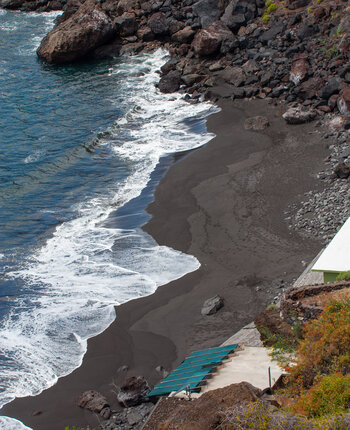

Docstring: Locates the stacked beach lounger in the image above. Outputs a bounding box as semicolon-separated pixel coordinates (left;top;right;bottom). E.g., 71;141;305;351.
147;344;238;397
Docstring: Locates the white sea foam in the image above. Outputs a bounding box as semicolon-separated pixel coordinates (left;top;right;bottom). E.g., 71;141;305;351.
0;49;218;428
0;416;32;430
24;150;44;164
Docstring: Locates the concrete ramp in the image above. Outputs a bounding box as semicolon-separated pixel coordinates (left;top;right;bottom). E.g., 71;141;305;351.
197;346;283;395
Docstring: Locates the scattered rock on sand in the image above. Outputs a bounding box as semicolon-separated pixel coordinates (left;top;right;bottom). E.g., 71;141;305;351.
201;295;224;315
282;107;316;125
77;390;109;413
117;376;150;407
244;116;269;131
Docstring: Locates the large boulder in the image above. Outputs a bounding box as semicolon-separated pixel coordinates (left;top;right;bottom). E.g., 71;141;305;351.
172;26;196;44
37;0;115;64
220;66;246;86
77;390;109;413
337;87;350;116
193;0;222;28
201;295;224;316
158;70;182;93
192;22;233;56
290;58;309;86
114;12;137;37
221;0;257;33
282;107;317;124
148;12;169;36
319;77;342;100
297;77;324;100
117;376;150;407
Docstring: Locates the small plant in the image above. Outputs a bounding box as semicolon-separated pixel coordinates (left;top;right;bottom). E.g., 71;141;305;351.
307;6;313;14
266;303;278;311
262;13;271;24
267;2;277;13
288;299;350;391
317;0;324;3
336;271;350;281
291;373;350;418
265;0;273;7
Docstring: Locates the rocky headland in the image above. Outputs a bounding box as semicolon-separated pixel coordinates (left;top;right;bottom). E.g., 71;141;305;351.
3;0;350;241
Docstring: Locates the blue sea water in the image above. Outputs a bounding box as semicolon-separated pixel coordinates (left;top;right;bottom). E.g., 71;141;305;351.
0;8;218;429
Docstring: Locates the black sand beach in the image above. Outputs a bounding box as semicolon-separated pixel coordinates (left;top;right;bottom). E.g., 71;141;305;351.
1;99;328;429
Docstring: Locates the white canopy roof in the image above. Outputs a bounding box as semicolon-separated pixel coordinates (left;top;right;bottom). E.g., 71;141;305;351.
312;217;350;273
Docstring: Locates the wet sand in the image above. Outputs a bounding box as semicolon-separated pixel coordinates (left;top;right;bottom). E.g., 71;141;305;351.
1;99;328;429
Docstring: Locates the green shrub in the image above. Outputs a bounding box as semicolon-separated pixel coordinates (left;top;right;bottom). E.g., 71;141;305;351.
292;374;350;418
265;0;273;7
307;6;313;14
336;271;350;281
266;304;278;311
288;299;350;390
267;2;277;13
262;13;271;24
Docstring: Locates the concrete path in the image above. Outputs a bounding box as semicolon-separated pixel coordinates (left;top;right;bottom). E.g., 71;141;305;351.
195;346;283;396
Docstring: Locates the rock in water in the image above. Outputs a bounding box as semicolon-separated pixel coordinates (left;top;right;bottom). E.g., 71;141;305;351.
158;70;182;93
201;295;224;315
117;376;150;407
77;390;109;413
282;107;316;124
37;0;115;64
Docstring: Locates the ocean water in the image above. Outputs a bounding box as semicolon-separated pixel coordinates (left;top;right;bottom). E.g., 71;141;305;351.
0;8;218;429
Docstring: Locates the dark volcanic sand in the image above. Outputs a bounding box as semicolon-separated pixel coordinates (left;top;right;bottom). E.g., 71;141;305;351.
1;99;328;429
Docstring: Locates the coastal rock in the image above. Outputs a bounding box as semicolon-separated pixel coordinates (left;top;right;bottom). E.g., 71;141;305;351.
192;24;227;56
220;66;245;86
319;77;342;100
114;12;137;37
286;0;311;9
298;77;324;100
77;390;109;413
282;107;317;124
192;0;222;28
37;0;115;64
158;70;182;93
337;87;350;116
1;0;66;11
148;12;169;36
201;295;224;315
334;162;350;179
172;26;196;44
117;376;150;407
221;0;257;33
290;58;309;86
244;116;269;131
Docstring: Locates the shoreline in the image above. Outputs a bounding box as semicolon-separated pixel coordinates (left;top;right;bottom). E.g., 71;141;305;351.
1;98;328;430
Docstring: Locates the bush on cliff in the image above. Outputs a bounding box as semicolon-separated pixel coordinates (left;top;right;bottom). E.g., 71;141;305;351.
287;298;350;390
291;373;350;418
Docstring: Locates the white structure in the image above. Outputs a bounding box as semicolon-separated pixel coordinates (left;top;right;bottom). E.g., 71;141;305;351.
312;217;350;282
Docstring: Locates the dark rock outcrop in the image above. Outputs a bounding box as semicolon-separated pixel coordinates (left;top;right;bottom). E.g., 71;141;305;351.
37;0;115;64
117;376;150;407
221;0;257;33
158;70;182;93
282;107;317;124
77;390;109;413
